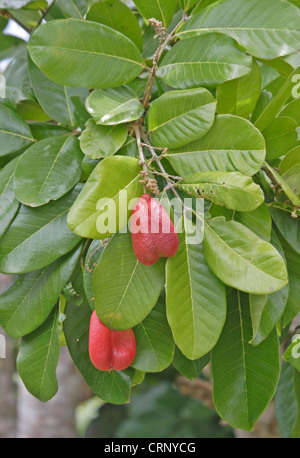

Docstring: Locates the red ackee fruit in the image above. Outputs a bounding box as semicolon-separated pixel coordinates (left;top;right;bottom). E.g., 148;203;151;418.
89;310;136;371
131;193;179;266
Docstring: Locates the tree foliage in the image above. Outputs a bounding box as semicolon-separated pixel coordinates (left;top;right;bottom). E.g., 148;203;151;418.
0;0;299;435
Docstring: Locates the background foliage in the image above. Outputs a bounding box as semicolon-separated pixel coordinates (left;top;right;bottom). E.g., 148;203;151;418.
0;0;299;437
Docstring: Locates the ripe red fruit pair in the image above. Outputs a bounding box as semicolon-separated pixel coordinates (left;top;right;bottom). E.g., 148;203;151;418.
89;194;179;372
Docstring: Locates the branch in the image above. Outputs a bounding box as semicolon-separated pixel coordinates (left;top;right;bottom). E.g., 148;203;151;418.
0;9;31;34
35;0;56;29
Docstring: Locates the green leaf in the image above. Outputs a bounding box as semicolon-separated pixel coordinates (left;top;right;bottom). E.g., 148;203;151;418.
275;362;300;438
0;103;34;157
133;0;177;28
249;285;289;346
203;217;288;294
277;234;300;328
165;114;266;177
79;120;127;160
262;117;298;161
83;239;105;309
271;208;300;256
157;33;252;89
173;347;210;380
132;296;175;373
216;60;262;119
13;136;83;207
178;0;300;60
280;98;300;126
28;56;88;126
86;0;143;51
56;0;88;18
67;156;143;239
254;66;300;132
0;185;82;274
16;307;61;402
283;336;300;373
211;290;280;431
0;34;25;60
0;244;81;338
93;232;165;330
166;217;226;359
178;171;264;212
86;86;144;126
148;88;216;149
234;203;272;241
279;146;300;197
0;157;20;238
266;164;300;208
0;0;45;7
4;57;34;104
64;294;135;404
28;19;145;89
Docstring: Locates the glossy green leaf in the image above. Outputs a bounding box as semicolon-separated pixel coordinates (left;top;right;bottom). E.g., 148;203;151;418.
86;0;143;51
64;295;135;404
132;296;175;372
165;114;266;177
16;308;61;402
249;285;289;346
4;57;34;104
83;239;105;309
280;98;300;126
277;234;300;328
157;33;252;89
0;35;25;60
203;217;288;294
254;66;300;131
166;217;226;359
279;146;300;197
0;186;82;274
148;88;216;149
67;156;143;239
266;164;300;208
178;0;300;60
0;157;20;238
86;86;144;126
56;0;88;18
178;171;264;212
93;232;165;330
133;0;177;28
0;103;34;157
216;60;262;119
262;117;298;160
271;208;300;256
28;56;88;126
13;136;83;207
0;244;81;338
234;203;272;241
275;362;300;438
211;290;280;431
80;120;126;161
173;347;210;381
28;19;145;88
29;123;72;141
283;336;300;373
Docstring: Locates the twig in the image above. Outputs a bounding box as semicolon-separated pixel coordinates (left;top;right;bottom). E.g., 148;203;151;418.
0;9;31;34
35;0;56;29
